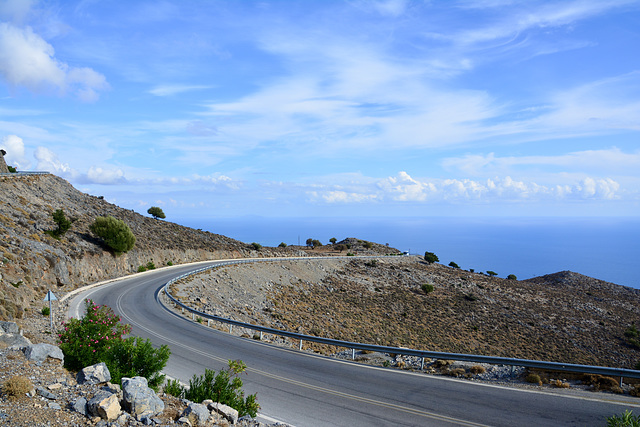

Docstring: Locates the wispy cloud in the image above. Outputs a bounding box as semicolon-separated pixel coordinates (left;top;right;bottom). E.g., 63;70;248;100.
148;84;213;97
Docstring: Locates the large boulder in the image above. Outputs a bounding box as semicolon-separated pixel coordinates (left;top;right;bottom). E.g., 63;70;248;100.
87;390;121;421
22;343;64;364
69;396;88;416
77;362;111;384
121;376;164;420
0;332;31;349
0;321;19;334
208;402;239;424
0;321;31;348
182;402;211;426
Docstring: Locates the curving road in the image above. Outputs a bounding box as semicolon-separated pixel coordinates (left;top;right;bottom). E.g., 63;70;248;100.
68;260;640;426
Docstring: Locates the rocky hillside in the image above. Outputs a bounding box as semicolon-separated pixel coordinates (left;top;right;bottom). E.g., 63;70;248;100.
0;173;272;320
173;257;640;370
0;173;397;320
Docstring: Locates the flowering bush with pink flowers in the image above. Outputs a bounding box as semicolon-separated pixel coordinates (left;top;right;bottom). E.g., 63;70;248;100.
58;299;170;389
58;299;131;371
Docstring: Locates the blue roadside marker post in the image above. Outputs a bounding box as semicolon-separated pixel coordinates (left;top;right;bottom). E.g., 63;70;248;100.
43;290;57;331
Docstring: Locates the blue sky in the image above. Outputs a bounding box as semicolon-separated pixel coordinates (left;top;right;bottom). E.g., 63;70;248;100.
1;0;639;221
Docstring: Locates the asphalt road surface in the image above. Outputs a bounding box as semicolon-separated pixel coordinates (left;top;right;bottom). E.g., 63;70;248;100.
67;261;640;426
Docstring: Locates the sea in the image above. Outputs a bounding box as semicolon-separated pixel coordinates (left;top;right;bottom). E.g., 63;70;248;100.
179;216;640;289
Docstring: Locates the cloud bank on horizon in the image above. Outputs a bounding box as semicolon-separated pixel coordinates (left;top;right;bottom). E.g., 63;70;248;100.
1;0;639;219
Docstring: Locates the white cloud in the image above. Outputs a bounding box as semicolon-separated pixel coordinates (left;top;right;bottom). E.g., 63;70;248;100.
307;172;626;204
0;134;26;167
149;84;213;97
34;146;76;176
86;166;126;185
0;22;108;101
0;0;36;23
443;148;640;176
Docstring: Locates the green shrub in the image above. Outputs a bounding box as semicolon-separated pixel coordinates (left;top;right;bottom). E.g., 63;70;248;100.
251;242;262;250
525;373;541;384
137;265;147;272
167;261;173;266
102;337;170;390
58;299;131;371
57;300;169;390
278;242;287;248
163;378;184;397
90;216;135;254
45;209;72;239
146;261;156;270
486;270;498;277
448;261;460;269
41;306;50;316
424;251;439;264
329;237;337;244
625;325;640;349
7;165;16;173
347;252;355;256
607;410;640;427
507;274;517;280
363;241;373;249
421;283;434;294
177;360;259;417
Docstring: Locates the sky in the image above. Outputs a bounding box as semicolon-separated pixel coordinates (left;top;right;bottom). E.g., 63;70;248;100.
1;0;639;221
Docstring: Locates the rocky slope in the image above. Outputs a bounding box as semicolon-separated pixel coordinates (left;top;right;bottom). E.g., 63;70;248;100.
0;173;296;320
173;257;640;370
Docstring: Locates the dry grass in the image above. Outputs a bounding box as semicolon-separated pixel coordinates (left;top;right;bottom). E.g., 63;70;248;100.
2;375;33;400
551;379;570;389
469;365;486;375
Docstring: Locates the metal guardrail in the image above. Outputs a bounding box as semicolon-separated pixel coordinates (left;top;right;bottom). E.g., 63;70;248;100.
0;171;50;176
162;257;640;383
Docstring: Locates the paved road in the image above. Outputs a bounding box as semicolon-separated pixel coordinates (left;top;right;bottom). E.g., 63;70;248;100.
68;261;640;426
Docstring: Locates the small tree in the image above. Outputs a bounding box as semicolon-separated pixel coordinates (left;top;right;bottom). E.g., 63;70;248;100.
45;209;72;239
306;238;313;247
424;251;439;264
278;242;287;248
312;239;322;248
7;165;16;173
90;216;136;254
421;283;434;294
251;242;262;250
487;271;498;277
147;206;166;220
507;274;517;280
448;261;460;269
329;237;337;245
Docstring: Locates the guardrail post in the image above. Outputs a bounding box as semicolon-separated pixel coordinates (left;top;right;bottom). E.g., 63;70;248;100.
421;357;425;370
299;340;303;350
192;313;195;320
207;319;210;327
229;325;233;333
352;348;355;360
260;331;263;340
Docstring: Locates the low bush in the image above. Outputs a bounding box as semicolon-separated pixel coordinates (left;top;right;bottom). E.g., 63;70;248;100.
58;299;169;390
146;261;156;270
167;360;259;418
1;375;33;400
507;274;518;280
421;283;434;294
469;365;486;375
44;209;72;240
607;410;640;427
90;216;136;254
251;242;262;250
41;306;50;316
137;265;147;272
278;242;287;248
163;378;184;397
525;373;541;385
551;379;570;389
102;337;170;390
